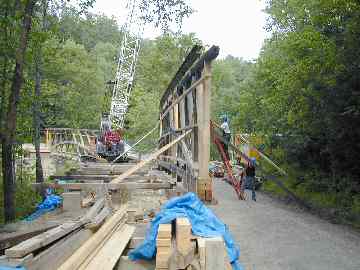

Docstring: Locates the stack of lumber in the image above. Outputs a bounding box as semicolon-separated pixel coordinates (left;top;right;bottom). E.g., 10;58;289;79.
0;197;116;270
0;224;58;254
152;217;232;270
156;224;173;269
58;204;135;270
197;237;232;270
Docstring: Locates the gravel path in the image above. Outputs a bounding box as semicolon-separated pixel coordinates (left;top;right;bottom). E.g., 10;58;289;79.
209;179;360;270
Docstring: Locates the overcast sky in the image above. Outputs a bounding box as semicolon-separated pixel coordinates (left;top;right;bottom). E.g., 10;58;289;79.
89;0;269;60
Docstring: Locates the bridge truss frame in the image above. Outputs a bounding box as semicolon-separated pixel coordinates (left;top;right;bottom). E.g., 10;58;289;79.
158;46;219;201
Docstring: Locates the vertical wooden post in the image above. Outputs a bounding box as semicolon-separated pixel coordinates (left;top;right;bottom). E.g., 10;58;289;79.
78;131;85;147
159;113;163;138
173;102;179;158
196;62;212;201
45;129;49;146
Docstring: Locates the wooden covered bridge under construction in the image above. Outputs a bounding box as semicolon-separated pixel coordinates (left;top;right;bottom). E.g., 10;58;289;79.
1;45;242;270
2;43;360;270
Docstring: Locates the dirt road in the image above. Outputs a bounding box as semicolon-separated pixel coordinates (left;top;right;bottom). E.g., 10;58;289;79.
210;179;360;270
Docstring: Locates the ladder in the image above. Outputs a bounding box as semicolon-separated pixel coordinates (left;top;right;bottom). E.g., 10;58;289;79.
110;0;144;128
210;121;245;200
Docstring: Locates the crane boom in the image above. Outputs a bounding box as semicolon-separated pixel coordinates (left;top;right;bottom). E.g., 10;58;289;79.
96;0;143;162
110;0;144;128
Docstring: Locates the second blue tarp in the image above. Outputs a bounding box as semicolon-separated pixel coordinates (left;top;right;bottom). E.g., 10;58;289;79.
128;192;243;270
25;189;62;221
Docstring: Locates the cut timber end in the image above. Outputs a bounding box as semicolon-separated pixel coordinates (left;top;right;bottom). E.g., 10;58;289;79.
176;217;190;226
168;240;197;270
205;237;225;270
156;248;172;269
156;238;171;247
156;223;173;269
176;217;192;255
157;224;172;239
197;238;206;269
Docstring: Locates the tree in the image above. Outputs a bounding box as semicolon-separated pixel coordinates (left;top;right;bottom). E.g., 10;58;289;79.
32;0;49;189
126;33;201;151
0;0;194;223
2;0;37;222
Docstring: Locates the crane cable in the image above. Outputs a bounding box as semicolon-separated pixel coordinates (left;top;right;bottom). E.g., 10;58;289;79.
110;121;160;165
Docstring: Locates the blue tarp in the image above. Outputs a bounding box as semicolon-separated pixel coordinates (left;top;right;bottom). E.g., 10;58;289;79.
0;267;26;270
25;189;62;221
128;192;243;270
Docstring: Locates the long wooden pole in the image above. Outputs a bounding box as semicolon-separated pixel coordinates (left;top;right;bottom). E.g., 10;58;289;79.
112;130;192;184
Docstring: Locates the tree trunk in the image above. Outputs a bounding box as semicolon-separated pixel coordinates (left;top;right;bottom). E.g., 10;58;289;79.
33;0;49;193
2;0;37;222
0;0;10;133
34;52;44;186
0;60;7;132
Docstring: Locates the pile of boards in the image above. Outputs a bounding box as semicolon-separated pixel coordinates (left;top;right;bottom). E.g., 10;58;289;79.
154;217;232;270
0;196;135;270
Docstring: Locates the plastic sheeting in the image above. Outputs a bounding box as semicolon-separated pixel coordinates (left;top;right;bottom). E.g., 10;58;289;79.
0;267;26;270
128;192;243;270
25;189;62;221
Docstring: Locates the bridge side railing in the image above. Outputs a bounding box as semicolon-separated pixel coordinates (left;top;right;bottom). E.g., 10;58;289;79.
44;128;98;160
158;45;219;201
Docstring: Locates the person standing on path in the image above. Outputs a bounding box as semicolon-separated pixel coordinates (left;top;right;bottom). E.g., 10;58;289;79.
220;115;231;160
242;157;257;201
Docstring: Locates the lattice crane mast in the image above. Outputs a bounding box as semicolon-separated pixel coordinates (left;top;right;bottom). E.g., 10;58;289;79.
96;0;143;161
110;0;144;128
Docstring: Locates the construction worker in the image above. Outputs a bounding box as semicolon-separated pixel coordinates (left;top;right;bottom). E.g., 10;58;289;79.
243;157;257;201
220;115;231;160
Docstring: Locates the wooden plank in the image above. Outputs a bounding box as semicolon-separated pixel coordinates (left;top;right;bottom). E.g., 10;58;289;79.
180;140;193;170
5;221;83;258
237;133;287;175
157;224;172;239
57;205;127;270
0;224;57;252
197;238;206;270
197;67;211;180
81;195;95;208
156;238;171;247
25;229;92;270
85;206;111;229
176;218;192;255
33;182;172;191
186;89;195;161
49;175;115;181
78;131;85;147
83;224;135;270
169;240;197;270
80;198;105;224
179;99;186;129
0;254;34;268
205;237;225;270
112;130;191;184
156;249;172;269
160;76;206;121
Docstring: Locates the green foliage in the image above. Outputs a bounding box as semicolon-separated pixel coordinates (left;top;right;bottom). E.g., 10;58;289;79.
0;170;41;224
208;0;360;227
0;0;195;222
126;32;201;152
